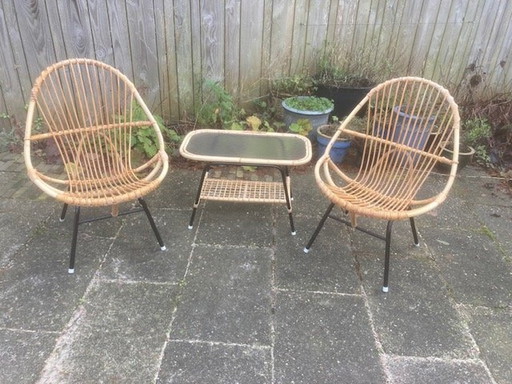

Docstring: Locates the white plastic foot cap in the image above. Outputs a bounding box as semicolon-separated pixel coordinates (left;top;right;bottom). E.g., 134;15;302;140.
160;245;167;251
303;247;310;254
414;242;420;247
188;225;193;230
68;268;75;274
59;218;65;222
291;231;297;236
382;286;389;293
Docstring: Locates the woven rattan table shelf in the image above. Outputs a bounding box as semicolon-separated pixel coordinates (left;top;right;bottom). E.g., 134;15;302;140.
179;129;312;234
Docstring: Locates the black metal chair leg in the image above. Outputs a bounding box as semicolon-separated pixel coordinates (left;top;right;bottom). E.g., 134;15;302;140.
60;203;68;222
69;206;80;274
409;217;419;246
138;198;166;250
304;202;335;253
382;220;394;293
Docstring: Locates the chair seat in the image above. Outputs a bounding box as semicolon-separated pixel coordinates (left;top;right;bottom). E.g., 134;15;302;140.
324;182;413;217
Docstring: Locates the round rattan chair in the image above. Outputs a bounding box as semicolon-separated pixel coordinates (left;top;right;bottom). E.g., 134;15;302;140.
24;58;169;273
304;77;460;292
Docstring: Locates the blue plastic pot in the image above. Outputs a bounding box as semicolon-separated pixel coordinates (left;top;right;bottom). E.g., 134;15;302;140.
282;97;334;140
390;105;435;150
316;126;351;163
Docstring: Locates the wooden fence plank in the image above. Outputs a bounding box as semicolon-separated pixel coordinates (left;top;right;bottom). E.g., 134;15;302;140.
105;1;132;77
485;1;512;92
240;0;264;101
304;0;331;69
124;0;160;109
12;0;57;83
225;0;241;97
420;0;451;79
84;0;115;64
173;0;195;117
200;0;224;84
289;0;309;73
0;1;25;120
269;0;296;77
53;0;94;59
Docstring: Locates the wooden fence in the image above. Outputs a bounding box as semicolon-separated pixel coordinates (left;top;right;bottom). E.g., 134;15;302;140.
1;0;512;133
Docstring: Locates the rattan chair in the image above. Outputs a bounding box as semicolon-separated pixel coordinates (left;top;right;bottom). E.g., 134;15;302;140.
304;77;460;292
24;58;169;273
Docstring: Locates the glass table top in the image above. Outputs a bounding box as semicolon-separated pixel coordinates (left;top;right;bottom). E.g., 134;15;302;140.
180;129;312;165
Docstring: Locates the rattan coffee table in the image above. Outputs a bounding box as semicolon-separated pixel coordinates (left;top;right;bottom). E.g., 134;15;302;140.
179;129;312;234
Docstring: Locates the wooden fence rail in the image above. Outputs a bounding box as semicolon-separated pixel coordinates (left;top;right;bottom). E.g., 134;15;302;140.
1;0;511;134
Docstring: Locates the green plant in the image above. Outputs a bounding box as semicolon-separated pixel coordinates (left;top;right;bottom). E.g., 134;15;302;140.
196;80;243;129
196;81;284;133
288;118;312;136
117;102;181;158
463;118;492;147
270;74;315;98
283;96;334;112
314;43;397;88
462;118;492;165
0;113;25;152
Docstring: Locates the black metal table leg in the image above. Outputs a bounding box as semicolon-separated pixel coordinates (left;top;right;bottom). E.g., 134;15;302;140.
188;165;211;229
277;166;296;235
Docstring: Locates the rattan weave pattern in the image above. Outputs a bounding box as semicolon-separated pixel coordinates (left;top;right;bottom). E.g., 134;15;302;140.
316;76;460;223
24;58;168;207
200;176;287;203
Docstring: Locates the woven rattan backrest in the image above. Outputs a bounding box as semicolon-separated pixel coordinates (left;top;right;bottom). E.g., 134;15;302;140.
24;59;165;189
329;77;460;211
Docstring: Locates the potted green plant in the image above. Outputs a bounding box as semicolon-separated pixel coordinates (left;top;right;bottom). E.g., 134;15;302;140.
316;123;351;163
282;96;334;140
316;116;369;163
313;46;395;118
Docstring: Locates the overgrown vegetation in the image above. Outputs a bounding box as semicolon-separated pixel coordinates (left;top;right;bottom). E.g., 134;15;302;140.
121;102;181;158
195;80;285;132
461;118;493;166
460;99;512;174
313;43;400;88
270;74;316;98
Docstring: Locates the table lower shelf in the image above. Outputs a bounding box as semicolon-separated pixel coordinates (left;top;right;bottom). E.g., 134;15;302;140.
200;176;289;203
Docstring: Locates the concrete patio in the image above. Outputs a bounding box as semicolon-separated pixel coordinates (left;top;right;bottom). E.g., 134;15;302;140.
1;151;511;383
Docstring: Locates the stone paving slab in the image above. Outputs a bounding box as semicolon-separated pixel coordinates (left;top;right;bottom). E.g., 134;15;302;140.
273;291;385;383
37;281;178;383
171;245;273;346
384;356;493;383
0;154;511;383
0;329;57;384
158;341;271;383
464;305;512;384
